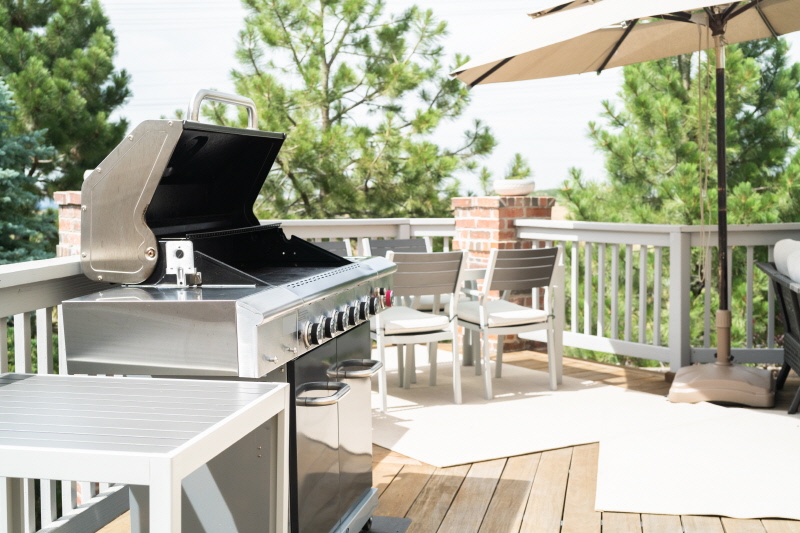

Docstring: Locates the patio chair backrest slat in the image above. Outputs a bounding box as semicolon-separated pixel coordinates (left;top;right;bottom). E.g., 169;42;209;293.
314;240;349;257
368;238;428;257
488;247;558;292
387;251;465;298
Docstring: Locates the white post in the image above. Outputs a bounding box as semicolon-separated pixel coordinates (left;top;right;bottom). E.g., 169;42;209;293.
668;230;692;371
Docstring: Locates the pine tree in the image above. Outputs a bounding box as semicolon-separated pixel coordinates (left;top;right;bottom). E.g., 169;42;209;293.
0;0;131;193
0;81;57;264
217;0;496;219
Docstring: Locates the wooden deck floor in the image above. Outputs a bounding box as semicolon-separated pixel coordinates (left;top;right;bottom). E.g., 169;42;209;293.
100;351;800;533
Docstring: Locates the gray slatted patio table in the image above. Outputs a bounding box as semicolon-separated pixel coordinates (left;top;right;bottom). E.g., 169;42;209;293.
0;373;289;533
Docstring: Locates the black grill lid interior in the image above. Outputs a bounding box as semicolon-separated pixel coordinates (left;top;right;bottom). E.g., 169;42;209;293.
145;122;285;237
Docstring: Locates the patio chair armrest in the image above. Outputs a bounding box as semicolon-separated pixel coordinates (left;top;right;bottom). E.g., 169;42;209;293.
461;287;483;299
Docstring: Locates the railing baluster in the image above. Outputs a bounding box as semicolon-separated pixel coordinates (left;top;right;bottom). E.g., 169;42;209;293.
597;244;605;337
768;245;775;349
22;479;34;533
746;246;754;348
443;237;450;252
571;243;578;332
611;244;619;340
639;245;647;344
13;313;32;373
624;245;633;342
727;246;733;309
0;317;7;372
584;242;592;335
36;308;54;375
532;241;540;311
653;246;663;346
704;247;712;348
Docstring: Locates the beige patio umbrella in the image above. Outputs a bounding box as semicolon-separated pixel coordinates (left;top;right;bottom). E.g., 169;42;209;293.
453;0;800;407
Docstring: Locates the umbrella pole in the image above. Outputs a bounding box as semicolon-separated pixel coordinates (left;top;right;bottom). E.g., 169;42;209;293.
667;31;773;407
715;35;732;367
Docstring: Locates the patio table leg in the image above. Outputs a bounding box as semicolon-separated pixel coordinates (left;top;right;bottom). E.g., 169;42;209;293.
397;344;405;387
482;332;492;400
0;477;23;533
150;460;180;533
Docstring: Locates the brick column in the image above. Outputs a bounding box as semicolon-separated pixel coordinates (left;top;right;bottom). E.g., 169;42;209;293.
54;191;82;257
452;196;555;351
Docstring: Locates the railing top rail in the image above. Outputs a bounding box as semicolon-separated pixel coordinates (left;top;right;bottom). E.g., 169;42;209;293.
0;256;82;289
515;219;800;234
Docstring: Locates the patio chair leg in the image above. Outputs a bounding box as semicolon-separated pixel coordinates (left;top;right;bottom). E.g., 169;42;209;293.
776;363;791;390
410;345;417;384
547;327;557;391
378;340;388;413
452;323;462;404
482;331;493;400
397;344;405;388
404;345;414;390
789;389;800;415
463;327;473;366
474;330;482;376
428;342;438;386
495;335;504;379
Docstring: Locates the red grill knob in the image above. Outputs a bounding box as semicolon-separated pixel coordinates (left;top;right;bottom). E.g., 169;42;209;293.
384;289;393;308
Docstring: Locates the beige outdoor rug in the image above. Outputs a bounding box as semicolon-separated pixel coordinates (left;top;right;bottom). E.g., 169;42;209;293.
369;347;723;468
596;404;800;520
371;348;800;520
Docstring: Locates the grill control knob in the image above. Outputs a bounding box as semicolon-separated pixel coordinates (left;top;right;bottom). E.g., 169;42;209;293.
347;305;360;326
304;322;322;347
322;316;338;338
369;296;381;315
359;300;371;321
335;310;349;331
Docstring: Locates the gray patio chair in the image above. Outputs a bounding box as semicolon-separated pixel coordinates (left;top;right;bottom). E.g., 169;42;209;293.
757;260;800;414
370;250;468;412
459;247;564;400
313;239;351;257
363;237;430;257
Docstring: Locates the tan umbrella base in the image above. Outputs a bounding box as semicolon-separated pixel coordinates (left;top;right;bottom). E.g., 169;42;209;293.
668;363;775;407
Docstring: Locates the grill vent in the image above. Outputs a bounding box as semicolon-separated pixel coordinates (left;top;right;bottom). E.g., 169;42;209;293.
286;264;362;287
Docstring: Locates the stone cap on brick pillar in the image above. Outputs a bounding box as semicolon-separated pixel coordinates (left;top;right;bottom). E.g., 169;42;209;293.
54;191;82;258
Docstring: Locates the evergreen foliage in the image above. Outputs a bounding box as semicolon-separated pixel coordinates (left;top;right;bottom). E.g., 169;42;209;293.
0;0;131;194
0;81;57;264
560;38;800;358
222;0;496;218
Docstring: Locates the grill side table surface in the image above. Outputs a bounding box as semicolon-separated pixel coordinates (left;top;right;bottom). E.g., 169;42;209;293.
0;373;289;533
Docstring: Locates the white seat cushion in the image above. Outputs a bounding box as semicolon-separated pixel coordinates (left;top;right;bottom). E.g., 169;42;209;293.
459;299;548;327
371;306;451;335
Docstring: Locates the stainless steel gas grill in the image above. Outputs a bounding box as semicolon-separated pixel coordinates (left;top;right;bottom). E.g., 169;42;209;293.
62;90;395;533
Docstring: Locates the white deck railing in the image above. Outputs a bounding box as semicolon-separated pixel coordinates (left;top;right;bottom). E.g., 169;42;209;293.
516;220;800;370
2;217;797;530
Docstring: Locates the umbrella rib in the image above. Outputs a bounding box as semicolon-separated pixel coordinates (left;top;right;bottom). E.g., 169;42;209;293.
596;18;638;74
755;3;779;37
468;56;515;88
726;0;762;21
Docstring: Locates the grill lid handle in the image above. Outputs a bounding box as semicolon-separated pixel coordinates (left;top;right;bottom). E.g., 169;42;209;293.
188;89;258;130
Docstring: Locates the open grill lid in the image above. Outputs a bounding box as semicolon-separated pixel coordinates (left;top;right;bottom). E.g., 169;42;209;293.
80;91;286;284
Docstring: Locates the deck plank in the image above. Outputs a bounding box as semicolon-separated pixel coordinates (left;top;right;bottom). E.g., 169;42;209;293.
562;443;601;533
438;458;506;533
519;447;573;533
373;459;404;498
603;512;642;533
682;516;725;533
479;453;541;533
641;514;682;533
375;463;436;518
763;520;800;533
405;464;470;533
722;518;768;533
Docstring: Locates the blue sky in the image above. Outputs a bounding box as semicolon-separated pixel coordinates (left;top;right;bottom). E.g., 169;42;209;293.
102;0;800;195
